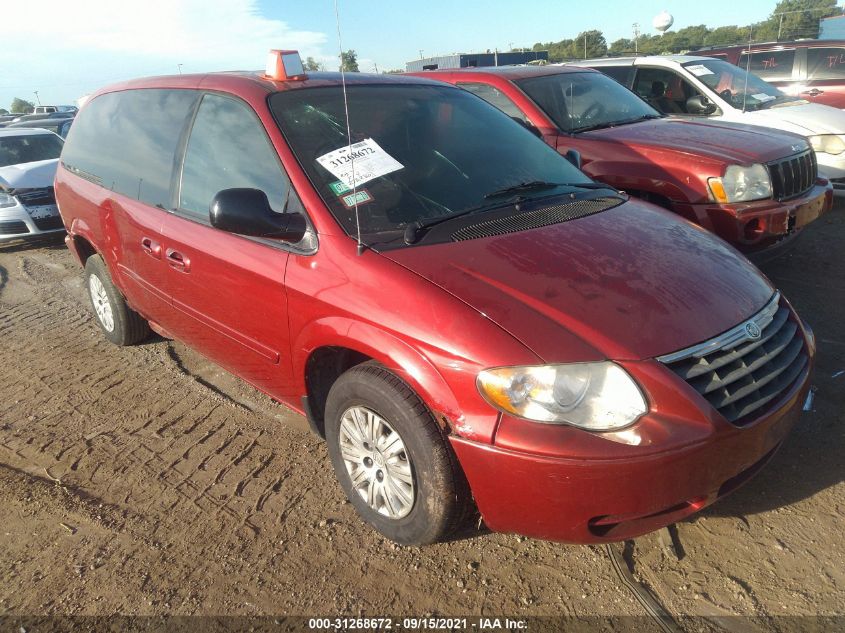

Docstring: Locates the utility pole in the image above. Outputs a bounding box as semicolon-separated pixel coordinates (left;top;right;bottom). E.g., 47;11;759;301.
584;34;587;59
177;63;183;75
419;49;424;60
633;23;640;53
33;91;40;105
373;62;379;73
778;14;784;40
509;42;514;51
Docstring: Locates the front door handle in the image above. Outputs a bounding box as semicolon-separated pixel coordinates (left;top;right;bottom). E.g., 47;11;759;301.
141;237;162;259
802;88;824;97
165;248;191;273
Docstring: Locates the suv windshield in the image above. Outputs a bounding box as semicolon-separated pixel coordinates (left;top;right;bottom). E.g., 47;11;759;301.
681;59;799;111
0;133;63;167
270;84;595;241
515;71;660;133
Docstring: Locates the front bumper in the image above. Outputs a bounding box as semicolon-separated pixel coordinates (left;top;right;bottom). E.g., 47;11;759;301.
0;202;65;243
450;353;812;544
679;180;832;255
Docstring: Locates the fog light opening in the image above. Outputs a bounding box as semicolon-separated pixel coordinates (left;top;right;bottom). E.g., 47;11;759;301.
744;218;764;241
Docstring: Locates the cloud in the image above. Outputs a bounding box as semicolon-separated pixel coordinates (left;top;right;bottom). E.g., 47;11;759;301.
0;0;330;106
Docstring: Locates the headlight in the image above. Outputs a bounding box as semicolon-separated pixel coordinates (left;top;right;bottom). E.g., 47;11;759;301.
808;134;845;156
707;164;772;203
0;192;19;208
476;362;647;431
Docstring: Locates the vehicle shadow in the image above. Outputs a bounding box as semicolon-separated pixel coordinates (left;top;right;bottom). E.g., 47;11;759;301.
0;264;7;295
0;234;67;254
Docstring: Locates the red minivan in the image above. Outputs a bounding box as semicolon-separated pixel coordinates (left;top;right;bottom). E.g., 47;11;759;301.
411;65;832;259
694;40;845;109
55;52;815;545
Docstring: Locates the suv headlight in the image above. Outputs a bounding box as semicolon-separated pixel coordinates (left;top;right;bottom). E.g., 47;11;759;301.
0;192;19;208
708;164;772;203
477;362;647;431
809;134;845;156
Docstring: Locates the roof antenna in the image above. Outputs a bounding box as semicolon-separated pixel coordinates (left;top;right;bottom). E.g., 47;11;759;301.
333;0;364;255
742;24;753;113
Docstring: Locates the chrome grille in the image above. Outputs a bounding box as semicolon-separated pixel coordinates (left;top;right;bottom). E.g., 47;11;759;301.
768;151;816;201
658;292;809;426
451;196;622;242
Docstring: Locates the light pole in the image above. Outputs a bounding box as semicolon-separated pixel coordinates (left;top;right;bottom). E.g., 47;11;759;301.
34;90;41;105
633;23;640;53
177;64;183;75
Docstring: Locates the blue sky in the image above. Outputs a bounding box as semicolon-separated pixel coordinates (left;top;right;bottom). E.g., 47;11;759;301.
0;0;818;110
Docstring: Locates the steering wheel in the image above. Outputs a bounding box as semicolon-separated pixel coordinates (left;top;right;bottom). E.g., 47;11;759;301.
581;102;606;120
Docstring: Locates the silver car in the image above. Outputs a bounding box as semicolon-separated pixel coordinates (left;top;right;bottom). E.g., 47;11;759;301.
0;128;65;242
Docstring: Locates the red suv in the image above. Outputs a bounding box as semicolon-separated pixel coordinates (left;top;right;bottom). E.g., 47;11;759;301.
411;65;832;258
55;52;815;545
694;40;845;109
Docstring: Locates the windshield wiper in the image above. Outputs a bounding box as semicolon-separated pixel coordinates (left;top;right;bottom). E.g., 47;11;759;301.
571;114;661;133
403;181;618;245
483;180;564;199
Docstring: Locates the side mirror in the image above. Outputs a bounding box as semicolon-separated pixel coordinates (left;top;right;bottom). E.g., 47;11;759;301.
564;149;582;170
512;116;542;138
210;188;307;242
686;95;717;116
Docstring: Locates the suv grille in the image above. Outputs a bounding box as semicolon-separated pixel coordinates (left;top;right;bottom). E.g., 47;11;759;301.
658;293;809;426
768;151;816;201
451;196;622;242
16;187;56;207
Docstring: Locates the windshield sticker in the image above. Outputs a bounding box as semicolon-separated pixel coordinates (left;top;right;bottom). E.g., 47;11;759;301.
340;189;373;209
316;138;404;188
751;93;777;102
686;64;714;77
328;180;351;196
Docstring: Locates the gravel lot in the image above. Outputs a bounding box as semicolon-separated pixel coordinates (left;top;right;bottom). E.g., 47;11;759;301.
0;201;843;631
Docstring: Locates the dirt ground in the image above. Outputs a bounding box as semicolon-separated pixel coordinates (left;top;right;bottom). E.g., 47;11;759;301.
0;201;843;632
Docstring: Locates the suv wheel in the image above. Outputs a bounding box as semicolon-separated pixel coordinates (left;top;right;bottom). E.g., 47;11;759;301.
325;362;471;545
84;255;150;346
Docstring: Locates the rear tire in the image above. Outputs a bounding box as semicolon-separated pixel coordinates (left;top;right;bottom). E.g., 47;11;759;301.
84;255;150;346
325;362;471;545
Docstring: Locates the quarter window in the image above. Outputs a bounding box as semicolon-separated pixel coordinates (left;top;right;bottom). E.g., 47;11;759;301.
738;50;796;81
179;94;291;219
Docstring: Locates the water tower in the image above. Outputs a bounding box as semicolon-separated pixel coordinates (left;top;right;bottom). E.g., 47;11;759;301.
653;11;674;34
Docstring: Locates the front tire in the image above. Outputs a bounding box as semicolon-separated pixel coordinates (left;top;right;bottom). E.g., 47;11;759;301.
325;362;470;545
84;255;150;346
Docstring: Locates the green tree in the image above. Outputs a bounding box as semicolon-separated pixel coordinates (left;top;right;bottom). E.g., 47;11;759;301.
339;50;359;72
0;108;8;115
762;0;841;40
574;30;607;58
608;38;635;55
303;56;325;71
10;97;34;114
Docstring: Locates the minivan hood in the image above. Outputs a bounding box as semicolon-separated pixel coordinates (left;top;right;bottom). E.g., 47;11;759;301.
581;118;805;164
383;200;774;362
734;102;845;135
0;159;58;190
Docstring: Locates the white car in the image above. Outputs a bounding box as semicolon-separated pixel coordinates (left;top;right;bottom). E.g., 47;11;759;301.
0;129;64;242
576;55;845;193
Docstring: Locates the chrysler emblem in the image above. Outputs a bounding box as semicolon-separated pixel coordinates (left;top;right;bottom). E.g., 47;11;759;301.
745;322;762;339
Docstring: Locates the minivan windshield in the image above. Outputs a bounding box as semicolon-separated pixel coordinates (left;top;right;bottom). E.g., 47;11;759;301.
681;59;800;111
515;71;661;133
0;133;63;167
270;84;598;241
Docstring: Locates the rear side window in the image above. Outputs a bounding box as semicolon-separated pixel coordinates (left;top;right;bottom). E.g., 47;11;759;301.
738;50;795;81
806;47;845;80
457;82;528;122
61;89;198;209
178;94;292;219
